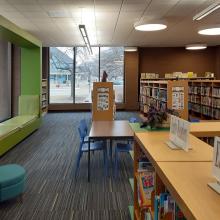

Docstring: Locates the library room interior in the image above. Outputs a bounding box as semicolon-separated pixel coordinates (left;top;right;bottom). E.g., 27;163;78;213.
1;0;220;220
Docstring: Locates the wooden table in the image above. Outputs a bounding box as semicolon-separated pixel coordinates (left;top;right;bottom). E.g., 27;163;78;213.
156;162;220;220
88;120;134;181
135;131;213;165
190;121;220;137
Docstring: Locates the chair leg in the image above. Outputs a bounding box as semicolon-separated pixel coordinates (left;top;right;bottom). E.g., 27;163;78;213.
75;151;82;177
109;140;113;164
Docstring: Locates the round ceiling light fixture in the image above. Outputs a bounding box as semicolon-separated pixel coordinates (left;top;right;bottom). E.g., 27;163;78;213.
198;25;220;35
185;44;207;50
134;20;167;31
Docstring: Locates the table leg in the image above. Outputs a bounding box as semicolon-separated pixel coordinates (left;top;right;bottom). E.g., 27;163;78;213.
88;138;90;182
110;139;113;164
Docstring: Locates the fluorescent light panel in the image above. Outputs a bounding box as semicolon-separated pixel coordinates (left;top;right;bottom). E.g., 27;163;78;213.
193;3;220;21
79;24;92;54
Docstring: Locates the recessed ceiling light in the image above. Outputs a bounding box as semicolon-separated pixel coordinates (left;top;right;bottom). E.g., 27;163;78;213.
134;20;167;31
198;27;220;35
185;44;207;50
135;23;167;31
124;47;138;52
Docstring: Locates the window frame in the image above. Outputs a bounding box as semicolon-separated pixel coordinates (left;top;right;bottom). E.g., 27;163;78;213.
49;46;125;104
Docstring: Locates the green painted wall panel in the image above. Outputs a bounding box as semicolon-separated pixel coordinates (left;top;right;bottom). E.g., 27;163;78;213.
21;47;42;96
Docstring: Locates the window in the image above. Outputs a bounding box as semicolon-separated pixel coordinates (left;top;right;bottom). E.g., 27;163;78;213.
100;47;124;103
75;47;99;103
0;40;11;122
49;47;124;104
50;47;74;103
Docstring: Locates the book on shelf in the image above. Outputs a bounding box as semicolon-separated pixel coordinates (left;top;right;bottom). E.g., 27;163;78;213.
144;211;152;220
213;87;220;98
154;193;186;220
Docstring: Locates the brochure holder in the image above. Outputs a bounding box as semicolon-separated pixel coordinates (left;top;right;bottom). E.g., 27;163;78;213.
165;115;191;151
208;137;220;194
91;82;115;121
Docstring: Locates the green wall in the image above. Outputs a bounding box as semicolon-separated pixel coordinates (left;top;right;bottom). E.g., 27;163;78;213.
21;47;41;96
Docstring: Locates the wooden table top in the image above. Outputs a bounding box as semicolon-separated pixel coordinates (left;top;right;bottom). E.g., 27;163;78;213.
190;121;220;137
135;131;213;163
89;120;134;138
156;162;220;220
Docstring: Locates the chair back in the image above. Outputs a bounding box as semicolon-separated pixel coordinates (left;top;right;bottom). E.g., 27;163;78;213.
129;117;138;123
78;120;87;142
80;119;88;134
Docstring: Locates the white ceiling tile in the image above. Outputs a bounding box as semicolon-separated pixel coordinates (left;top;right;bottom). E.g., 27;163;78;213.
0;0;220;46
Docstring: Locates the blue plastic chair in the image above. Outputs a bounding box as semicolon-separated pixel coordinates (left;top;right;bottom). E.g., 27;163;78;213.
75;120;108;177
114;117;137;177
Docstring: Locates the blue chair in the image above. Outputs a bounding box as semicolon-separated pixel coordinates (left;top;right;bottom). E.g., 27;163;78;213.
114;117;137;177
75;120;108;177
129;117;138;123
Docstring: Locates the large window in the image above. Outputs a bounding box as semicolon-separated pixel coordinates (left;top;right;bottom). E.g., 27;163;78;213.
50;47;74;103
49;47;124;104
75;47;99;103
100;47;124;103
0;40;11;122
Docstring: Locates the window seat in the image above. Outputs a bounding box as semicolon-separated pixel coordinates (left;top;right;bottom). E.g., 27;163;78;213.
0;95;41;156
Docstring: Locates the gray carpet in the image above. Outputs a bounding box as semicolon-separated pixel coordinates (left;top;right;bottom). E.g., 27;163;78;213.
0;111;139;220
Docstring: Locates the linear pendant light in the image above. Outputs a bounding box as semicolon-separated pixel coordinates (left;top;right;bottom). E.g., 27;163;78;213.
79;24;92;54
193;3;220;21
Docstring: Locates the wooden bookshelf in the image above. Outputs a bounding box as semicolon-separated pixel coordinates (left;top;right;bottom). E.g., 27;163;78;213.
189;80;220;120
133;125;218;220
140;79;220;121
41;79;48;116
140;80;188;120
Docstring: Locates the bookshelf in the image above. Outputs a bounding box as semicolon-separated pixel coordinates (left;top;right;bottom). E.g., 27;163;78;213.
41;79;48;116
189;80;220;120
140;80;188;120
140;79;220;121
133;130;213;220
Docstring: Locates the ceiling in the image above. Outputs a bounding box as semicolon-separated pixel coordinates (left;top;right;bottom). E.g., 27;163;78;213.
0;0;220;47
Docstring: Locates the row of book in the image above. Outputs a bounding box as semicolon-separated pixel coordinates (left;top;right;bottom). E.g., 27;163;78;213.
140;86;167;102
213;87;220;97
153;193;186;220
189;96;220;108
189;103;220;119
189;94;201;104
189;86;220;97
189;86;212;96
